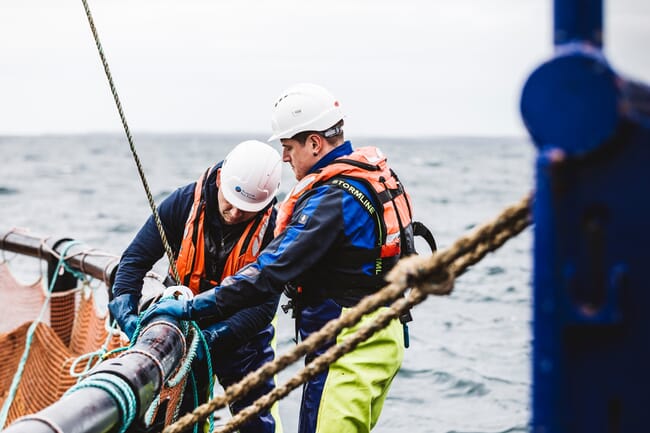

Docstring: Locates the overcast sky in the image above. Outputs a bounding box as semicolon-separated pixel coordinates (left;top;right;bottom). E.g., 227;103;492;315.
1;0;648;138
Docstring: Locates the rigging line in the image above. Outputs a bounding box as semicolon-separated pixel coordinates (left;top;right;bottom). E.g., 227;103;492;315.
162;194;533;433
80;0;181;284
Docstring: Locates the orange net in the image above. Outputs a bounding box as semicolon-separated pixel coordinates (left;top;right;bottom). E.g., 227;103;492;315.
0;262;127;426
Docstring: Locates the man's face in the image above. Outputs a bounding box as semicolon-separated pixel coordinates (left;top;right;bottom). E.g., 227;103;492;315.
281;138;317;181
216;172;258;225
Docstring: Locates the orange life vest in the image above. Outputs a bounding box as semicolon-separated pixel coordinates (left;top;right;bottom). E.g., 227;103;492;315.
275;146;414;274
174;167;273;294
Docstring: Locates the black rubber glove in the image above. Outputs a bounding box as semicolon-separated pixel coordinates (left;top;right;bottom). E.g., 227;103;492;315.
108;293;140;340
199;322;236;361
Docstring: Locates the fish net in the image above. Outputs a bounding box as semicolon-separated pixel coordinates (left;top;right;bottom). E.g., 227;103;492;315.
0;262;126;426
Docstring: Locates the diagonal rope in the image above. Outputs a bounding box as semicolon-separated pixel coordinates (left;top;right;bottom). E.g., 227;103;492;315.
79;0;180;284
163;192;533;433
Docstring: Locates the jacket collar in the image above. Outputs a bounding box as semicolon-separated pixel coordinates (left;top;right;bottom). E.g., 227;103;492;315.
309;141;353;174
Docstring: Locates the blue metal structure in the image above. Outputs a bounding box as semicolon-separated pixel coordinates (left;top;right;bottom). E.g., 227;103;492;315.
521;0;650;431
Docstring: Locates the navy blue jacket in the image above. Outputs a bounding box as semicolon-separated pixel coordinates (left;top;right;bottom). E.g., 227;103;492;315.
112;163;280;343
208;141;386;319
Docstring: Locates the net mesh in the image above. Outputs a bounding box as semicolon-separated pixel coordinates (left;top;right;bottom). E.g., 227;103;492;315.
0;262;127;425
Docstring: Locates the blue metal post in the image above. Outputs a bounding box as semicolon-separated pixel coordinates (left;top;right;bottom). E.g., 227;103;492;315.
521;0;650;431
554;0;603;47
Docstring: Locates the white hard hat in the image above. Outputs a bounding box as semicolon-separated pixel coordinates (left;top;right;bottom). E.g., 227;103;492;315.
268;83;344;141
220;140;282;212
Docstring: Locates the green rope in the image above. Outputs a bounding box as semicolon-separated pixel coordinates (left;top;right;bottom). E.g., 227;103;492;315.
162;315;215;431
79;0;180;284
61;258;89;282
193;322;215;433
167;323;197;387
0;240;80;429
169;324;215;433
143;392;162;427
64;373;137;433
69;349;104;381
101;298;215;432
189;371;200;433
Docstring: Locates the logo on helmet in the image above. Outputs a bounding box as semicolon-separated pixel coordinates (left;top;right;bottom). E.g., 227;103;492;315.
235;185;255;200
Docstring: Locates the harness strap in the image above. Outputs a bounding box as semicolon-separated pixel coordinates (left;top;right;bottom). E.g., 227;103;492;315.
182;168;210;288
413;221;437;252
237;210;266;258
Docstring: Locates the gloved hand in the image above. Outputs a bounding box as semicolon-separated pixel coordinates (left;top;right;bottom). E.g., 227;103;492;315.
194;322;237;362
139;297;191;326
199;322;236;360
140;289;223;327
108;293;140;340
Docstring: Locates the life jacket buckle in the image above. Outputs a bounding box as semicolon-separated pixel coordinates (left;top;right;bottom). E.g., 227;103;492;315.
399;309;413;324
281;299;297;318
281;282;301;319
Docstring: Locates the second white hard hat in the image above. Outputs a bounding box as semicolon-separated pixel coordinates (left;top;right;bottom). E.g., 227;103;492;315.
268;83;344;141
220;140;282;212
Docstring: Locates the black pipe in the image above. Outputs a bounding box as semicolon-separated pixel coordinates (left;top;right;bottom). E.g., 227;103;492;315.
3;318;187;433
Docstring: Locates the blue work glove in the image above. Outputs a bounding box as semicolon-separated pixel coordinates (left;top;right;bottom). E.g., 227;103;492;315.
140;289;223;327
108;293;140;340
139;297;191;326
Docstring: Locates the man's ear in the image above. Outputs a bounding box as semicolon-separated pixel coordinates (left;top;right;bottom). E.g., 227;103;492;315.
309;134;322;154
216;168;221;188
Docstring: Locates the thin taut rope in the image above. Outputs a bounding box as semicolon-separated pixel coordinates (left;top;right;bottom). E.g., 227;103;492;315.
80;0;180;283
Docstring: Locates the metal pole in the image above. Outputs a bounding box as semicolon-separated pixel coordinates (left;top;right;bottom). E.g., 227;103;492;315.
522;1;650;431
554;0;603;47
0;230;120;286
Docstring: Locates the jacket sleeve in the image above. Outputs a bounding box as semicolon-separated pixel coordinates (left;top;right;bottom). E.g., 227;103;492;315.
209;185;348;319
111;185;193;298
219;294;280;342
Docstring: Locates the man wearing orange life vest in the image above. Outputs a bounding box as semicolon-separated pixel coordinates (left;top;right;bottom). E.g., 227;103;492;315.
142;84;417;433
109;140;283;433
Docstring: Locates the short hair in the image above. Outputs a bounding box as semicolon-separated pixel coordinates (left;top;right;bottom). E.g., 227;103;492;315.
291;120;344;146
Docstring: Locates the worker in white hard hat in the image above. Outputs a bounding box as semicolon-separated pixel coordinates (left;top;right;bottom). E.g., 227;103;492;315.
142;84;428;433
110;140;283;433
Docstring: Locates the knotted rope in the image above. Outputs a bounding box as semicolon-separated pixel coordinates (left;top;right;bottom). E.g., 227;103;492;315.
163;193;533;433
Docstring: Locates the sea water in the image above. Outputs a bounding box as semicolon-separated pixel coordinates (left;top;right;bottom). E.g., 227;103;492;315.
0;134;534;433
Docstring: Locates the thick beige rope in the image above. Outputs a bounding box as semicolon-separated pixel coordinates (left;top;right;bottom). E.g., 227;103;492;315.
164;193;533;433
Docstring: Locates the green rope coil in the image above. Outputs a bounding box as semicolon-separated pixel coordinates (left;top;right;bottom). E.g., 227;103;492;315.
64;372;138;433
102;298;216;432
193;322;215;433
